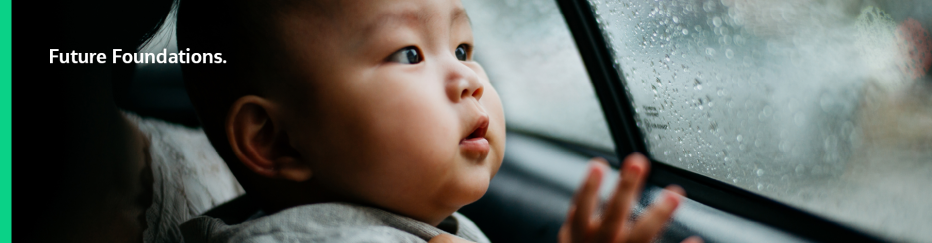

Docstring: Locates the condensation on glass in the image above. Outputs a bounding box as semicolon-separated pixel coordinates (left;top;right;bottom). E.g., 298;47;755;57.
463;0;615;153
590;0;932;241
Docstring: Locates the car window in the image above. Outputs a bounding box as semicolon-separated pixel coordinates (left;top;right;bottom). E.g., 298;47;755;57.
589;0;932;241
463;0;616;154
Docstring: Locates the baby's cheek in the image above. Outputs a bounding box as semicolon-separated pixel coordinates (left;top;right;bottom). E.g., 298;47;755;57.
482;87;506;140
482;87;507;177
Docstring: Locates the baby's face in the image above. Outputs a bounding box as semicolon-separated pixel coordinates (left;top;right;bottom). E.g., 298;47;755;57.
268;0;505;224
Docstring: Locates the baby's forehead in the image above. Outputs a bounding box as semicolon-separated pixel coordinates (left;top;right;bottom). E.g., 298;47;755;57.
263;0;471;54
273;0;469;30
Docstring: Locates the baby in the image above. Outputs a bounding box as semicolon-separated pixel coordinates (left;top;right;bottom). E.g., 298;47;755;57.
177;0;696;242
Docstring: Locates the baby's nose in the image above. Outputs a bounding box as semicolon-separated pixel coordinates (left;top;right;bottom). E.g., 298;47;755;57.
445;61;483;102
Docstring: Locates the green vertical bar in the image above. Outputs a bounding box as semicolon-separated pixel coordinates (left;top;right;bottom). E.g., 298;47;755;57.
0;0;10;241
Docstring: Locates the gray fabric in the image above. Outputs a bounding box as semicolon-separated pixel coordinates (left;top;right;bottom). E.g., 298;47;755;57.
181;203;491;243
125;112;246;243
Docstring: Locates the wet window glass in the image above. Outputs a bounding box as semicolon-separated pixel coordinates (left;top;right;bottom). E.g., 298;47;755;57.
590;0;932;241
463;0;616;153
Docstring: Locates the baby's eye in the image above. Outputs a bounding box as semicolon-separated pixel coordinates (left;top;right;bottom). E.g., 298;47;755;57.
455;44;469;61
388;46;422;64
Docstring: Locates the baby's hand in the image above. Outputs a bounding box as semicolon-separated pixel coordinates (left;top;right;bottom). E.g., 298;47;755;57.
558;154;702;243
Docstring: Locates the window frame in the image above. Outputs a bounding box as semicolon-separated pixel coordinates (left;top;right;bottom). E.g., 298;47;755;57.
554;0;887;241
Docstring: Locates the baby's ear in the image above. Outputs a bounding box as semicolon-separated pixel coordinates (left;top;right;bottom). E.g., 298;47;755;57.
226;95;312;182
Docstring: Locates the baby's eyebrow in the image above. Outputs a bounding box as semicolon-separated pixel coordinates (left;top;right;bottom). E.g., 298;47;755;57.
364;6;470;36
451;7;471;27
366;9;426;34
355;7;471;51
352;9;425;51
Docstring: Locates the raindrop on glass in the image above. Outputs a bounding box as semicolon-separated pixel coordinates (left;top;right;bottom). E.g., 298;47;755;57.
734;34;745;45
820;95;834;112
703;0;715;12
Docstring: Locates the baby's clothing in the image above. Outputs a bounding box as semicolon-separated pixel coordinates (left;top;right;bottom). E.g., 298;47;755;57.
125;112;246;243
180;202;491;243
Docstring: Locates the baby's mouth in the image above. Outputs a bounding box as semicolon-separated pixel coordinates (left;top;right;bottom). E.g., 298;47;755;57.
460;115;490;157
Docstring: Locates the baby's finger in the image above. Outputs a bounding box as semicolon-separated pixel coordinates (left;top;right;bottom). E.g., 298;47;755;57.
570;160;606;242
594;154;649;242
558;205;576;243
558;222;572;243
628;185;685;243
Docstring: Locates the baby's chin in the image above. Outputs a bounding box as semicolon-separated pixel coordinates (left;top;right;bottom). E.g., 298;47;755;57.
442;163;495;208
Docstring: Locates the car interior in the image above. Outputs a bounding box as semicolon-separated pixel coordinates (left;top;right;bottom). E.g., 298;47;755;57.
120;0;931;242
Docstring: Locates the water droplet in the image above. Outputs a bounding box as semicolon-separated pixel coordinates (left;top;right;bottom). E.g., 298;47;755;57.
757;183;763;190
725;49;734;59
824;136;838;149
682;28;689;35
712;16;722;27
665;54;671;62
736;135;743;142
706;47;716;56
756;169;764;176
672;16;680;23
718;36;730;45
820;95;834;112
734;35;745;45
703;0;715;12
